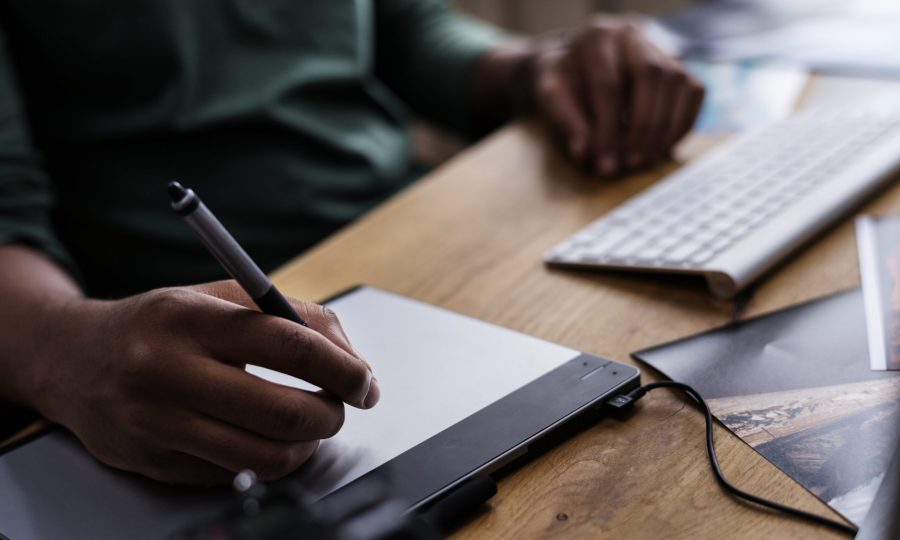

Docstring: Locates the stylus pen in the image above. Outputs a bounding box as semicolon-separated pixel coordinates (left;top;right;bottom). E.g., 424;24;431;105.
167;181;309;327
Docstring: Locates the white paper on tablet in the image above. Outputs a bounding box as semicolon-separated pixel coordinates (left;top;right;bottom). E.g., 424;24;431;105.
247;286;579;498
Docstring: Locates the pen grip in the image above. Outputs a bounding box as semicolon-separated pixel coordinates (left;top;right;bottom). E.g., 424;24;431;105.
253;285;309;327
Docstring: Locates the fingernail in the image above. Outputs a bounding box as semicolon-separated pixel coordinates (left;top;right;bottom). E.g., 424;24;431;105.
570;138;585;160
627;152;643;168
363;376;380;409
354;350;373;373
598;154;618;176
337;325;367;362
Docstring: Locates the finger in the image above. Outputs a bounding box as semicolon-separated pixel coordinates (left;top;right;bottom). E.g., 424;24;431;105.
643;58;682;164
578;26;623;176
535;54;591;164
190;280;363;363
660;74;691;153
289;301;365;364
194;299;377;409
175;355;346;442
665;75;705;150
190;280;256;308
171;414;320;481
619;25;667;170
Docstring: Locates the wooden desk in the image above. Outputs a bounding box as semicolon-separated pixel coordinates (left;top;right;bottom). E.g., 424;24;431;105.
272;75;900;538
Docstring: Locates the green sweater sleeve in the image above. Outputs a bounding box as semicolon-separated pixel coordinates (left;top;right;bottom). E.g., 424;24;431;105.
0;27;80;281
374;0;505;135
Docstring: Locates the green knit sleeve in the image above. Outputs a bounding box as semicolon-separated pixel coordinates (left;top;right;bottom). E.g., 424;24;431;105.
0;27;81;282
374;0;505;135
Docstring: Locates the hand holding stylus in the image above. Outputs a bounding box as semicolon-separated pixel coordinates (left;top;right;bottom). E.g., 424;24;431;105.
29;278;379;485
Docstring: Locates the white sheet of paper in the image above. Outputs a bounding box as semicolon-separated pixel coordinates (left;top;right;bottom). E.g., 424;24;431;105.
685;61;808;134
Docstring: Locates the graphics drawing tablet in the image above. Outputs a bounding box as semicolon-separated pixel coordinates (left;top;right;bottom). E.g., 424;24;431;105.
0;285;640;539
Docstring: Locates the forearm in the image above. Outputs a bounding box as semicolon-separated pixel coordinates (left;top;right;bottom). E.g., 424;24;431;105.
0;244;84;409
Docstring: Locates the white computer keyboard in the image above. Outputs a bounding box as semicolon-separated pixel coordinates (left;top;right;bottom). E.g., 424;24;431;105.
545;111;900;298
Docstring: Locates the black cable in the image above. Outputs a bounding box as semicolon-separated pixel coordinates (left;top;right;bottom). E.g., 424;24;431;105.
616;381;858;536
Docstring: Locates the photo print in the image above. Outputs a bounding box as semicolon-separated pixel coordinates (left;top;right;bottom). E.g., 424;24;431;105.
634;289;900;525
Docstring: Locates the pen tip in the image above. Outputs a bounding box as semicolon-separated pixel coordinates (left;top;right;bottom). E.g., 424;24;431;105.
167;181;187;203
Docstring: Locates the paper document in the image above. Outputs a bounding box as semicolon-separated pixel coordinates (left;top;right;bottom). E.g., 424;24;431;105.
684;61;807;133
857;216;900;370
634;289;900;525
652;1;900;78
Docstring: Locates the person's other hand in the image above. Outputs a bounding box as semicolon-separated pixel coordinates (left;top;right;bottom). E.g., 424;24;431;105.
29;280;378;485
531;16;704;177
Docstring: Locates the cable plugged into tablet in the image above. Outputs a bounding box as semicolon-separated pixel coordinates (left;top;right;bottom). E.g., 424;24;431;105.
603;392;640;413
604;381;858;537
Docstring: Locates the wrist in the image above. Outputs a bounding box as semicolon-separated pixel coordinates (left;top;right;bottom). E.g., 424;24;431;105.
470;34;571;135
0;245;92;420
470;39;532;134
513;32;574;115
17;296;108;419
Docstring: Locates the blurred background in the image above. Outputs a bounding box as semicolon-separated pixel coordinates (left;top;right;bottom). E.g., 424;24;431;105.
457;0;687;33
413;0;900;165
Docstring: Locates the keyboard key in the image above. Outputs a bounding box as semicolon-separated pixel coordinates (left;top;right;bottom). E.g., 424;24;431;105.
652;235;684;252
633;244;668;263
581;227;631;254
689;229;719;245
689;248;717;265
708;236;732;252
608;237;650;259
662;242;704;264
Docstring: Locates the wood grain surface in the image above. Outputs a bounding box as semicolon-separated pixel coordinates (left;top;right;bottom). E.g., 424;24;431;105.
272;76;900;539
